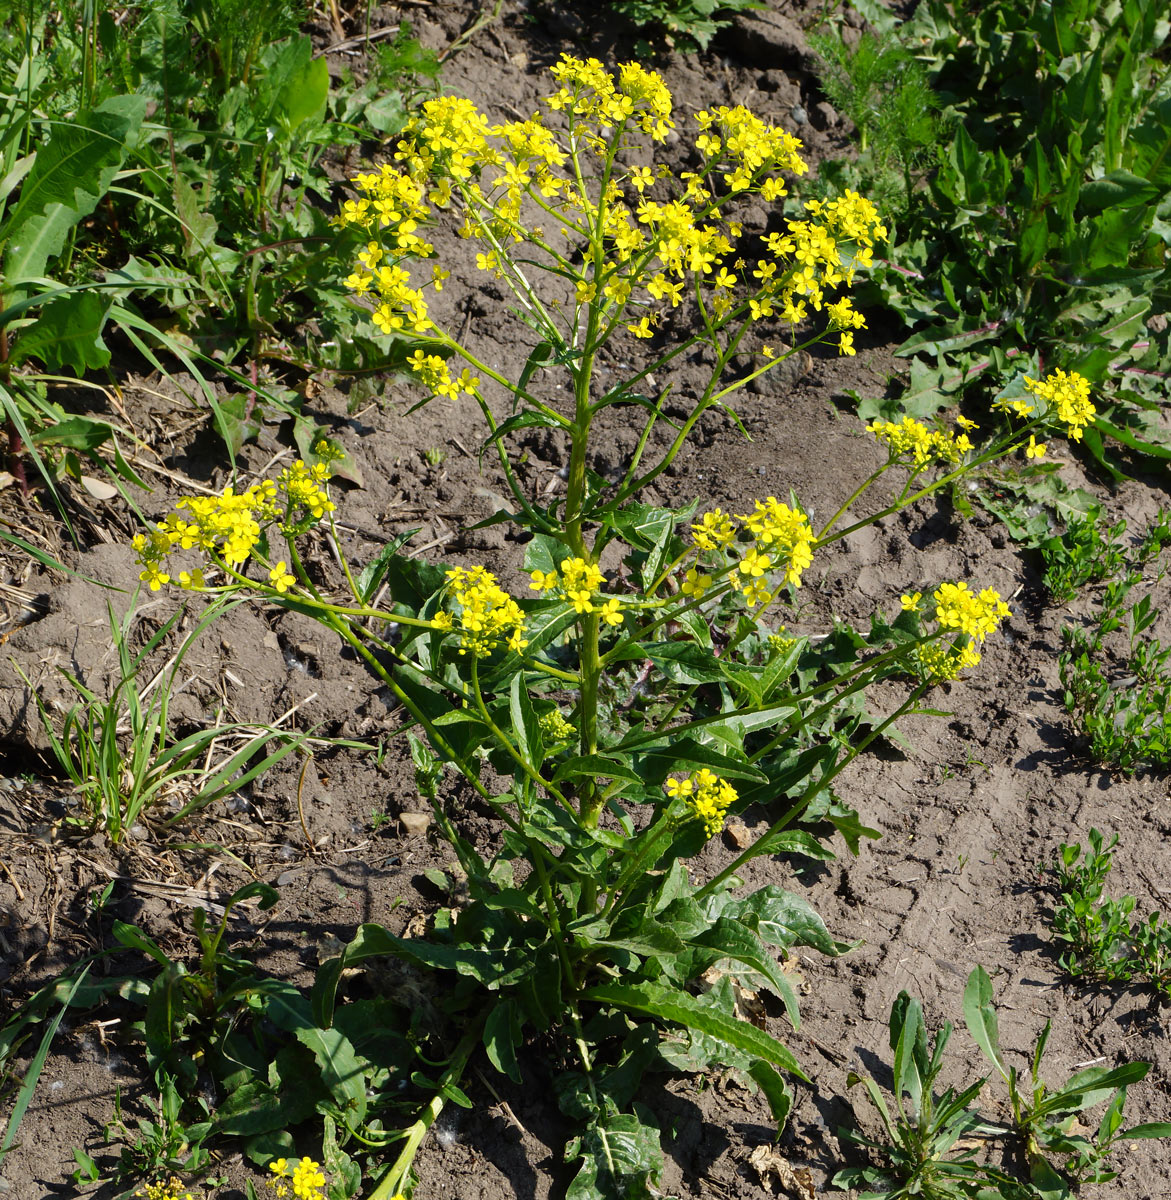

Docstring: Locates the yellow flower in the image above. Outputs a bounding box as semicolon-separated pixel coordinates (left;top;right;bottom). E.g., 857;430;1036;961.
681;568;712;598
1023;368;1095;441
600;597;624;626
1025;435;1046;459
901;591;922;611
691;509;736;551
444;565;527;657
268;562;297;593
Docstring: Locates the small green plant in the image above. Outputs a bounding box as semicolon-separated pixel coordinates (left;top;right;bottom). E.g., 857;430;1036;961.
1040;505;1127;604
808;20;943;215
14;593;311;842
834;984;997;1199
964;966;1171;1191
1050;831;1171;996
101;1073;214;1183
835;966;1171;1198
605;0;763;50
421;445;447;468
1058;522;1171;771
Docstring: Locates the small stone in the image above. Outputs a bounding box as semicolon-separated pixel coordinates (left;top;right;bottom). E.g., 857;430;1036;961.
724;820;753;849
399;812;432;836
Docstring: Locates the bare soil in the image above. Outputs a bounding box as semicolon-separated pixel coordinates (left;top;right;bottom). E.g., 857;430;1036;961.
3;2;1171;1199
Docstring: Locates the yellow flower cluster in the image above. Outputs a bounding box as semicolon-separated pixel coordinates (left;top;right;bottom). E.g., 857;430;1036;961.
868;417;974;468
666;768;737;838
406;348;480;400
132;462;334;592
335;55;884;373
548;56;674;142
906;581;1012;680
267;1157;328;1200
1022;369;1095;441
530;556;624;624
135;1179;195;1200
686;498;815;606
932;581;1011;642
436;565;528;657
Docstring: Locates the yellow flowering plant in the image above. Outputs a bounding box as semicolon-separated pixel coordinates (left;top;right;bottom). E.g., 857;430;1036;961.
131;58;1030;1200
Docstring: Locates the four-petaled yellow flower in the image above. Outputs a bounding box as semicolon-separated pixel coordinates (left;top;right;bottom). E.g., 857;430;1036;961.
1025;435;1046;459
900;592;922;611
268;562;297;593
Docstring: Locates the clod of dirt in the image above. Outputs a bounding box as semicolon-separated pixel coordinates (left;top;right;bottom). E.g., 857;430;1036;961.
399;811;433;835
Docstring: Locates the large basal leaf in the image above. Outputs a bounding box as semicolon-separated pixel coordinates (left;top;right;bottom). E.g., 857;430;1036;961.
732;886;855;957
584;981;808;1081
8;291;111;374
565;1107;663;1200
4;95;147;285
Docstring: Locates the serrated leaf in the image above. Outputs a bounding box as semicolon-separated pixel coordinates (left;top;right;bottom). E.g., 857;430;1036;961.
8;291;111;374
5;95;146;284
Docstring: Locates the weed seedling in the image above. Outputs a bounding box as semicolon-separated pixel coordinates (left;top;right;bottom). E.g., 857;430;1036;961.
1050;831;1171;997
1040;506;1127;604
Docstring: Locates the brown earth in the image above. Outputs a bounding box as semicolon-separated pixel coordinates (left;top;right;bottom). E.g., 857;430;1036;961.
2;2;1171;1199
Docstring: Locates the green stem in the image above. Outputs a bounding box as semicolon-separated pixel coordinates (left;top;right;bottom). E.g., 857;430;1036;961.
469;657;575;815
367;1022;484;1200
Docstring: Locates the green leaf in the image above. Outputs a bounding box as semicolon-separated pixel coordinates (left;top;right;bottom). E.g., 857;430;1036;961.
483;1000;523;1083
747;1059;793;1129
565;1107;663;1200
30;414;113;452
583;982;808;1081
694;916;801;1027
355;531;421;604
8;291;111;374
275;50;328;131
292;1025;368;1123
1122;1123;1171;1139
509;673;544;769
0;965;89;1162
552;755;643;785
733;886;854;956
963;966;1007;1081
4;95;147;284
644;642;726;685
634;737;765;784
749;829;835;862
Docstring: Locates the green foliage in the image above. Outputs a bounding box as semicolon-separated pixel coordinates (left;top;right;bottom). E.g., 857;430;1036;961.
1050;831;1171;997
835;967;1171;1198
808;23;943;215
605;0;762;50
0;2;441;492
846;0;1171;474
1040;505;1128;603
14;593;313;842
1058;514;1171;771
